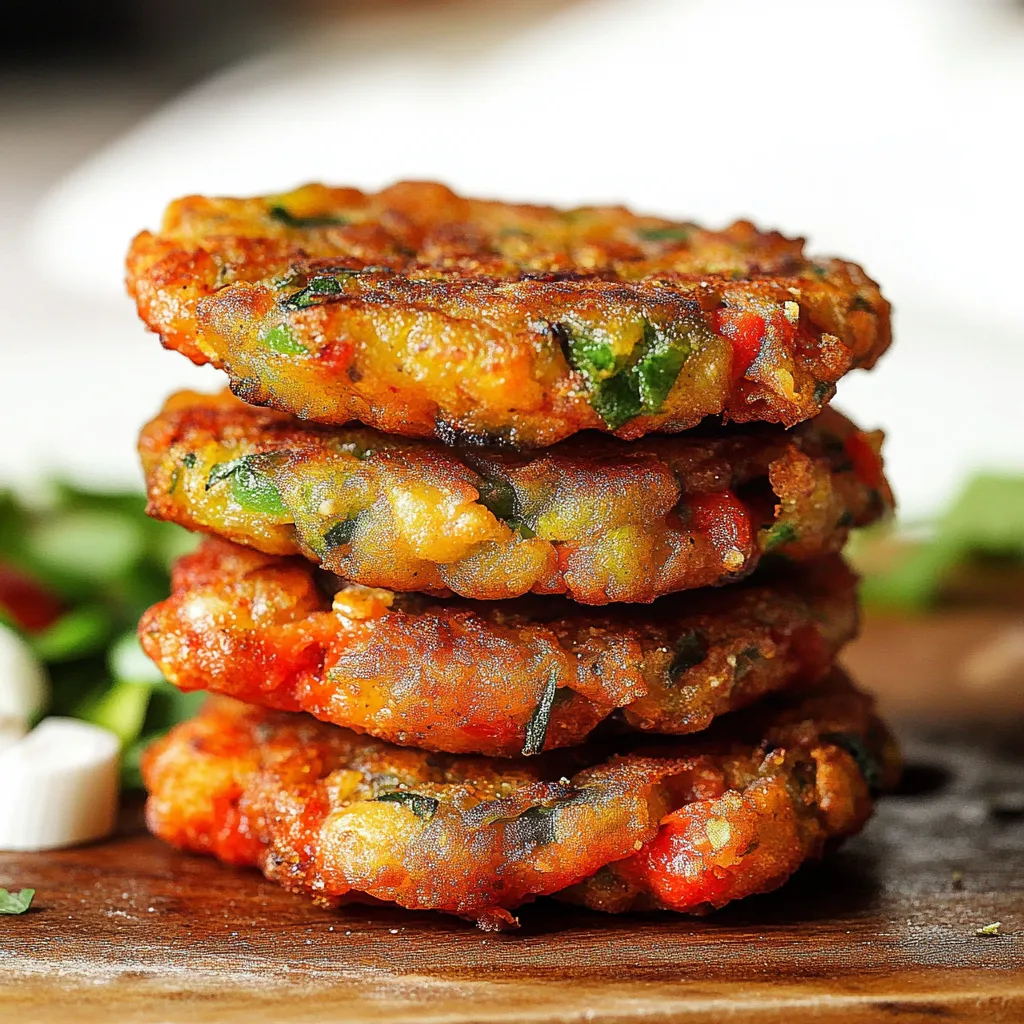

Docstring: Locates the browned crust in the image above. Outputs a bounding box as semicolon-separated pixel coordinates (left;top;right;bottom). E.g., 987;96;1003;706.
127;182;890;445
138;390;892;604
141;670;899;926
139;537;859;756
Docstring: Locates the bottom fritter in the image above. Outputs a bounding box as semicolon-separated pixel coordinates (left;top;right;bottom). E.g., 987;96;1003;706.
142;670;899;928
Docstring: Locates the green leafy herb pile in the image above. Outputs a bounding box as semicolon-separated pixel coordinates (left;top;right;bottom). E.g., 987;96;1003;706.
0;484;199;788
848;473;1024;611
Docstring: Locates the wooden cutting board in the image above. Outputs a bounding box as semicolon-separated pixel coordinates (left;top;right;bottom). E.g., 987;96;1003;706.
3;611;1023;1024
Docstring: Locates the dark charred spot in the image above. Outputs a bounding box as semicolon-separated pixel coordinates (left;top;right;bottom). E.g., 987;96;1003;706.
733;644;763;680
812;380;833;404
505;805;558;851
229;376;266;407
434;419;510;449
375;791;439;820
668;630;709;683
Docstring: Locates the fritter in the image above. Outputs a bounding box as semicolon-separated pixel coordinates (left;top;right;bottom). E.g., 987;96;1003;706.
126;182;891;446
139;391;891;604
142;670;899;928
139;538;859;756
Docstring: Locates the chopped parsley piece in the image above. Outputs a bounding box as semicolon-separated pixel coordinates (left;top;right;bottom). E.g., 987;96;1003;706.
206;456;289;518
269;205;348;229
522;668;559;756
261;324;308;355
323;516;361;550
182;452;197;468
0;888;35;914
557;317;700;430
975;922;1002;937
375;791;439;820
634;320;692;412
762;520;799;553
476;475;517;522
590;373;643;431
509;520;537;540
636;224;692;243
283;272;358;310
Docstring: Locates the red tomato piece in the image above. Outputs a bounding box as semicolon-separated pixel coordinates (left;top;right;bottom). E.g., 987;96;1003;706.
844;432;884;490
0;563;63;633
688;490;754;570
714;309;765;380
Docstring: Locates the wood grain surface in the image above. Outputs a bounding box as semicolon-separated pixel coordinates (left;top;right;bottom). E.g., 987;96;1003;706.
3;611;1023;1023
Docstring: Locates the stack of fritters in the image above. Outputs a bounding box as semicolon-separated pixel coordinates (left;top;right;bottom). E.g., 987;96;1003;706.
127;182;899;928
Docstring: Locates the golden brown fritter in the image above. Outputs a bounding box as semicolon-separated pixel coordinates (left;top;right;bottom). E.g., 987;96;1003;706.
142;671;899;928
139;391;892;604
126;182;890;446
139;538;859;756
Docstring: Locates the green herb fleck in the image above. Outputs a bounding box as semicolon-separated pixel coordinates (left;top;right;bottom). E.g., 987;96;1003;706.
590;373;643;431
636;224;692;243
167;467;180;496
850;295;874;313
633;320;692;412
522;668;559;756
476;475;517;522
206;456;289;518
182;452;197;468
557;317;698;430
975;922;1002;936
0;888;35;915
812;381;833;405
261;324;308;355
762;520;799;553
376;791;439;820
825;731;882;793
323;517;360;550
668;630;709;682
561;323;619;378
283;272;357;310
269;205;348;229
509;520;537;540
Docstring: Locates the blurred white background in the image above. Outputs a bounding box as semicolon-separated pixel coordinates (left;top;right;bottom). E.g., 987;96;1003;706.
2;0;1022;518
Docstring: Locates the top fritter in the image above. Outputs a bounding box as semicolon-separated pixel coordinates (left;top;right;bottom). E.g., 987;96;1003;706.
127;182;890;447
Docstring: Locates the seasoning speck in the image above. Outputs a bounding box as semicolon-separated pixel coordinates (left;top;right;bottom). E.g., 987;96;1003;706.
975;922;1002;936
